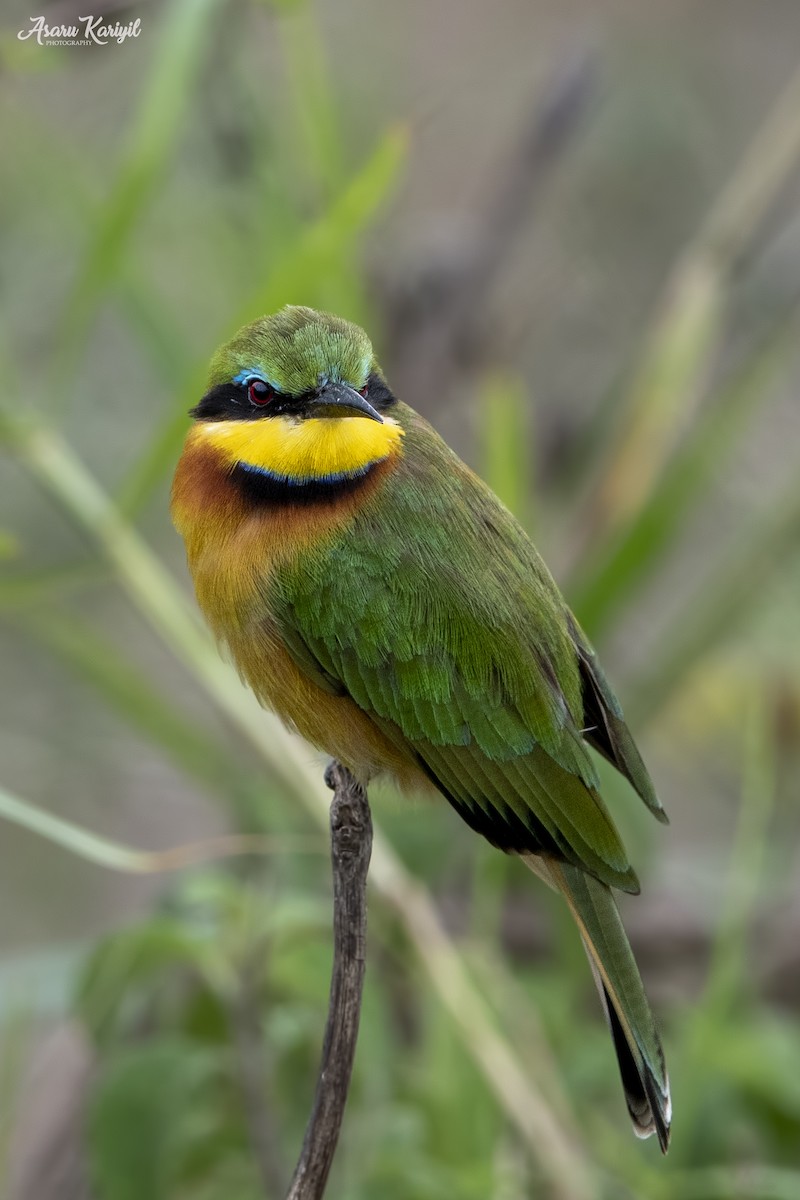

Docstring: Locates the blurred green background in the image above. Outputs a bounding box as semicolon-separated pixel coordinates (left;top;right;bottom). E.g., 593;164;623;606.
1;1;800;1197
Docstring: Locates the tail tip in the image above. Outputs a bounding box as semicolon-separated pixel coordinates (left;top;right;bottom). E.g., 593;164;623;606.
631;1075;671;1153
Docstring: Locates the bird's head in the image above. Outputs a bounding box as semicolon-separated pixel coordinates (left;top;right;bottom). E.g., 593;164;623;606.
193;305;393;425
188;306;403;489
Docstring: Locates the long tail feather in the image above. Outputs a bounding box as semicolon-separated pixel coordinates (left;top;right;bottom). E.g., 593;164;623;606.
528;856;671;1150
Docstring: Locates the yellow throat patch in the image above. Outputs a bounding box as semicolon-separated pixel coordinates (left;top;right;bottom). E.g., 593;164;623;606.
198;413;404;482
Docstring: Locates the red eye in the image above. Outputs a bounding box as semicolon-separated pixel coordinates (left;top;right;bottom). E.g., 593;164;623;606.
359;385;369;398
248;379;273;406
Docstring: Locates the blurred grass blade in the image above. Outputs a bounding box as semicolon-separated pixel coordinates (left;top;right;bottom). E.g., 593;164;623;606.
704;692;776;1015
277;0;345;202
0;405;350;812
698;63;800;266
117;277;196;393
0;405;591;1199
570;306;800;636
8;103;199;403
15;610;262;816
591;260;722;533
0;783;304;874
478;370;532;528
116;124;408;518
0;561;108;610
663;1167;800;1200
579;64;800;545
53;0;221;377
239;122;407;323
674;692;776;1149
466;943;576;1131
627;477;800;722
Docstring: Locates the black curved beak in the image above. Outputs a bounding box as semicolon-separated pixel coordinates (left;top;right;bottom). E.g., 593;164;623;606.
312;381;383;423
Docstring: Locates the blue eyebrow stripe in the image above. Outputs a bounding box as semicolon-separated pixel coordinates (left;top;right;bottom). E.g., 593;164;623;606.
233;368;278;388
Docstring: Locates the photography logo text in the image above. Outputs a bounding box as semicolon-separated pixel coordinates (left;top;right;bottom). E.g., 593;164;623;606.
17;14;142;47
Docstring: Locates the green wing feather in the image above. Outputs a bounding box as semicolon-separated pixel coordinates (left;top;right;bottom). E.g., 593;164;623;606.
271;406;663;892
567;616;667;824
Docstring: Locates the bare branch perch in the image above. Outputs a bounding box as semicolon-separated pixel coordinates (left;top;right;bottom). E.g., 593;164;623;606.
286;761;373;1200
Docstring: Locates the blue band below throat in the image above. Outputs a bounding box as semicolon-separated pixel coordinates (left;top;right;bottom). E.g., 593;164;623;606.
236;458;383;487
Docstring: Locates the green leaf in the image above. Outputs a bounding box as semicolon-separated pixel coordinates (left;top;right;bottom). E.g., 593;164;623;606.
77;920;216;1042
87;1040;218;1200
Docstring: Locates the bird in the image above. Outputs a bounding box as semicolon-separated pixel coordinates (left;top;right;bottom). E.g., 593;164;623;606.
171;304;671;1149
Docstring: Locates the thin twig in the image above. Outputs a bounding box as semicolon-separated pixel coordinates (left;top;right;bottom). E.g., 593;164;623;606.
286;762;373;1200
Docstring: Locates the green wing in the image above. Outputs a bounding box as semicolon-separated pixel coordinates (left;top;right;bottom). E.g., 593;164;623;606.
271;408;663;892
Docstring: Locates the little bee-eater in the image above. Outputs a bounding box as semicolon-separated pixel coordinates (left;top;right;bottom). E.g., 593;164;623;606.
172;305;671;1149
